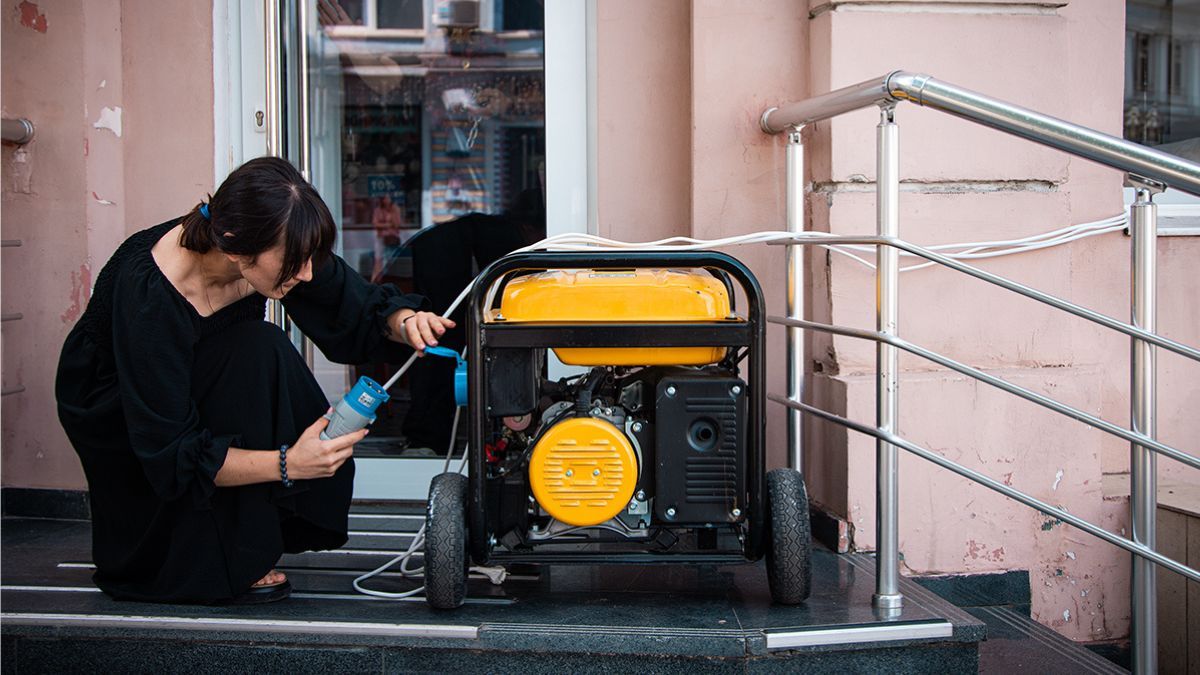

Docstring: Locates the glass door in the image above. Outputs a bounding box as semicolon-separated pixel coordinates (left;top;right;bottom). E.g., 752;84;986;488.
269;0;573;499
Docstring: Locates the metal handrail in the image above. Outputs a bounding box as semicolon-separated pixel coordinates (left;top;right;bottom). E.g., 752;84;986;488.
768;393;1200;585
760;69;1193;671
761;70;1200;196
770;315;1200;472
767;234;1200;364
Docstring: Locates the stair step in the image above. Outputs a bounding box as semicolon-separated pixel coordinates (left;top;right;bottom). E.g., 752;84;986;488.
3;512;985;672
971;606;1126;674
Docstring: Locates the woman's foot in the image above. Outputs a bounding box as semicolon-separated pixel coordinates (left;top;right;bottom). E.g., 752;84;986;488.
251;569;287;589
214;569;292;605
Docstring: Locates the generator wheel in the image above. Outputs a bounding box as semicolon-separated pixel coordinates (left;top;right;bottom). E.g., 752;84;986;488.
766;468;812;604
425;472;469;609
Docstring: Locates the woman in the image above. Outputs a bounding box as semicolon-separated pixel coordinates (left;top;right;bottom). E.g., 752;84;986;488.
55;157;454;604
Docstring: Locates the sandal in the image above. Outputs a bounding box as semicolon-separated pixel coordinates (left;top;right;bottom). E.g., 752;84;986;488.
215;570;292;606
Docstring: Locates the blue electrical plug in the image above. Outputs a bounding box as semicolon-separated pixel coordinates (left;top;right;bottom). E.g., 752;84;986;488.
321;376;390;440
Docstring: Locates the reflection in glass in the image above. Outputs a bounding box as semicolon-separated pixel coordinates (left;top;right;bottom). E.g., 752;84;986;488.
316;0;547;457
1125;0;1200;151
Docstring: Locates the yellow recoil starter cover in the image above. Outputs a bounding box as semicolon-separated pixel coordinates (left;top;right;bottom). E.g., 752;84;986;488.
529;417;639;527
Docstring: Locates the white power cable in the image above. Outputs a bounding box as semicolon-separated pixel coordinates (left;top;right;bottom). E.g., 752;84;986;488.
352;406;483;598
354;213;1127;599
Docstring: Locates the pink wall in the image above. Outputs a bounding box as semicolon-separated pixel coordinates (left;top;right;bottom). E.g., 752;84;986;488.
1;0;214;490
121;1;216;232
687;0;809;476
596;0;1197;644
595;0;693;242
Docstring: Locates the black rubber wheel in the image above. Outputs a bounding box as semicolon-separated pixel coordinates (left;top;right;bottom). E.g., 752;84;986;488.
425;472;469;609
766;468;813;604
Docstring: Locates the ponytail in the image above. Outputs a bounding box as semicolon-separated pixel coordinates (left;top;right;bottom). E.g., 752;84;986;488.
179;197;217;253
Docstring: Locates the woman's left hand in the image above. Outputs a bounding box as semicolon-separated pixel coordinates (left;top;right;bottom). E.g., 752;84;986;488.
388;310;456;354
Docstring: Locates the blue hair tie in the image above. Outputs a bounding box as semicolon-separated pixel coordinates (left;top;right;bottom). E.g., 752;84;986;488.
199;203;211;220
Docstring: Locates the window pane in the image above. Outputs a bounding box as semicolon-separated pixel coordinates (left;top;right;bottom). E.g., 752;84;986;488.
325;0;366;25
500;0;544;32
1125;0;1200;148
378;0;424;29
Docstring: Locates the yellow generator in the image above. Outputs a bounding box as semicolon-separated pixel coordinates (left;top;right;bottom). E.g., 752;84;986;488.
423;251;812;609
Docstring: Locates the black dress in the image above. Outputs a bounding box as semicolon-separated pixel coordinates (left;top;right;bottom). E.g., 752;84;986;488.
55;219;427;603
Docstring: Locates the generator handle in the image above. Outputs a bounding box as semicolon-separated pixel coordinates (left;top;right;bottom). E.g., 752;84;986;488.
711;268;738;314
465;250;770;563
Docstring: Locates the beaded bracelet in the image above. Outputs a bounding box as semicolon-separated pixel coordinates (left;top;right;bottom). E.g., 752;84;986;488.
279;444;295;488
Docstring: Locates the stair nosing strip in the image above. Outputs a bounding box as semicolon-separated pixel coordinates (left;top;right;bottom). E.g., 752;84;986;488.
283;548;419;557
2;585;513;606
976;606;1125;672
2;585;101;593
0;612;479;639
978;606;1081;659
348;514;424;520
764;620;954;651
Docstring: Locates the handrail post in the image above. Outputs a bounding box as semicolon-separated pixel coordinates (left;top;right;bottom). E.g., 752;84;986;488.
1128;175;1162;674
874;105;903;610
786;126;806;472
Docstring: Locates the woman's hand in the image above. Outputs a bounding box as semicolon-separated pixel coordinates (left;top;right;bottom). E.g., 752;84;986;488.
285;416;365;480
387;310;456;354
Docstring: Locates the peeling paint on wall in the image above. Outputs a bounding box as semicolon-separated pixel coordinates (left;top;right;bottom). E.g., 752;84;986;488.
8;147;33;193
1052;468;1064;491
60;264;92;324
965;539;1005;562
91;191;115;206
18;1;47;33
92;107;122;137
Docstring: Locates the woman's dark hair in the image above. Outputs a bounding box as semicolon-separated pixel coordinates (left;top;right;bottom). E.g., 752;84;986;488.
179;156;336;288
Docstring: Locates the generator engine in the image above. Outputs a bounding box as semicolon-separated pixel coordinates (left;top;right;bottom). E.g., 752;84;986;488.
521;367;746;531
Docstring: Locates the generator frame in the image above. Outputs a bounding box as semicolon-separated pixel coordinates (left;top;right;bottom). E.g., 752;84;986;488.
465;250;768;566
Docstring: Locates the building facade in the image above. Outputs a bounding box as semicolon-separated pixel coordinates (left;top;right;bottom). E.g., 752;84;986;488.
3;0;1198;649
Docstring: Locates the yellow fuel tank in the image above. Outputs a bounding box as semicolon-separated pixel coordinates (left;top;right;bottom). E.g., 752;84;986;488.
493;268;734;366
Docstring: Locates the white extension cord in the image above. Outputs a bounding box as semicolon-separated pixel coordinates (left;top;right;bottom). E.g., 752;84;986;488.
353;212;1127;598
352;406;509;598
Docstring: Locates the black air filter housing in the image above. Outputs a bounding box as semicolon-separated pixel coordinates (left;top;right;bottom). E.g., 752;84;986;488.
654;373;746;524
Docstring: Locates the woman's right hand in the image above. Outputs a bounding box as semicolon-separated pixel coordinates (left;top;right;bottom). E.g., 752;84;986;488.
285;415;366;480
